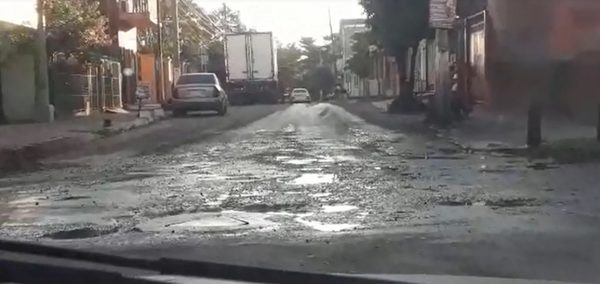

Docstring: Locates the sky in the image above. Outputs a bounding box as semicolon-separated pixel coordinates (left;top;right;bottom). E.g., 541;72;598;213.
0;0;365;45
0;0;37;27
196;0;365;45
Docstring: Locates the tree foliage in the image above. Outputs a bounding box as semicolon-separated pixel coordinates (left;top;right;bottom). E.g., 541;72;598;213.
277;43;302;91
360;0;430;108
346;32;375;79
210;3;246;37
45;0;111;60
360;0;429;58
295;37;336;96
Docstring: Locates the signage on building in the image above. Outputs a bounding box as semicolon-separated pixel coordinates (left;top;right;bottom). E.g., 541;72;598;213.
429;0;457;29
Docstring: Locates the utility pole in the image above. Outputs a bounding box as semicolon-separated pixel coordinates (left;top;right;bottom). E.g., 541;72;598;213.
173;0;181;72
35;0;52;122
328;8;339;82
156;0;165;102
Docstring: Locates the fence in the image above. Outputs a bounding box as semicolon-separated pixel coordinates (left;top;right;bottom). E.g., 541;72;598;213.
53;60;122;114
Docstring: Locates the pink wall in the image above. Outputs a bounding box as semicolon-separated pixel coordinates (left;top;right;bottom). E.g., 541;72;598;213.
483;0;600;120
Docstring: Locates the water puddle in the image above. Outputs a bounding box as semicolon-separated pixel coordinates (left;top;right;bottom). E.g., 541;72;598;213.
310;192;331;198
284;159;318;165
290;174;335;185
169;217;248;229
322;204;358;213
138;211;275;233
295;216;358;232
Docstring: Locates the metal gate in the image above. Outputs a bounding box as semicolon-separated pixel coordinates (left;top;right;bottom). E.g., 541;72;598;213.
70;60;122;113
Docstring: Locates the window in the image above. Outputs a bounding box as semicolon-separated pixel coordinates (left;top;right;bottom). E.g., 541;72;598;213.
177;74;216;85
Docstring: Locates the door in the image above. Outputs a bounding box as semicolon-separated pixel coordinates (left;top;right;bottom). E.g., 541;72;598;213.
466;11;488;105
226;34;249;81
250;33;274;80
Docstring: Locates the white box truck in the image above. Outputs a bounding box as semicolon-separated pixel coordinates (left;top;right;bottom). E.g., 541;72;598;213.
224;32;280;104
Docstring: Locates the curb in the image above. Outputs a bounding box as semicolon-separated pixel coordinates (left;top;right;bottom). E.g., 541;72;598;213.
0;136;87;173
0;109;167;173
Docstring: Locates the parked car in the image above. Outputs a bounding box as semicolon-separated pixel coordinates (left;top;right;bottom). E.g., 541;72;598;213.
290;88;311;103
164;73;229;116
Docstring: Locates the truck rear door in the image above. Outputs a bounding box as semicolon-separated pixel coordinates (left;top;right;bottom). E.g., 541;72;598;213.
226;34;249;81
250;33;275;80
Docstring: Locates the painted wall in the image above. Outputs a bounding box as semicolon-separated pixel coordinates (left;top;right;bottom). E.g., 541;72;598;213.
479;0;600;121
1;53;36;122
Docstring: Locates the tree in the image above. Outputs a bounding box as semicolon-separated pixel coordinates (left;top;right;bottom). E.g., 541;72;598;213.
207;40;225;83
346;32;374;79
295;37;336;97
360;0;430;110
211;3;246;37
44;0;111;60
277;43;303;91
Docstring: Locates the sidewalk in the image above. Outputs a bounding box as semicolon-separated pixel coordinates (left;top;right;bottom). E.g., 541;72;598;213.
442;108;597;150
368;100;597;151
0;108;166;172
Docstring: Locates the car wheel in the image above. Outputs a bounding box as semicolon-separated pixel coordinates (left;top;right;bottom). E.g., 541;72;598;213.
217;102;228;116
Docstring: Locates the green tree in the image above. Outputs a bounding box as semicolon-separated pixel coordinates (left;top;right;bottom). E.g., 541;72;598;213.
211;3;247;37
44;0;111;60
296;37;335;97
360;0;430;109
346;32;374;79
277;43;303;91
207;40;226;83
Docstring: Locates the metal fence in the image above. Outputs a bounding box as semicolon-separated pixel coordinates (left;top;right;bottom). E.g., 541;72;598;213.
61;60;122;113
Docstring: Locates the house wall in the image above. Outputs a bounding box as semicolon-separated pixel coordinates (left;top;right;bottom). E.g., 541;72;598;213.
1;53;36;122
482;0;600;122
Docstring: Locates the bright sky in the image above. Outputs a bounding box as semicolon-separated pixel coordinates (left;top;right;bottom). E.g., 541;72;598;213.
0;0;37;27
196;0;365;45
0;0;365;45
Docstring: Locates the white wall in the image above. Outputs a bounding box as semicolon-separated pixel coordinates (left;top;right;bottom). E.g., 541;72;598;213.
1;54;36;122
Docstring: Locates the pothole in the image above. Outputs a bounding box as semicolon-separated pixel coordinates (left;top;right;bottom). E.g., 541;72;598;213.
485;197;540;208
55;195;91;201
43;226;118;240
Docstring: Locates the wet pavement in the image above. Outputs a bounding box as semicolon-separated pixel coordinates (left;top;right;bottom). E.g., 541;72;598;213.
1;102;600;282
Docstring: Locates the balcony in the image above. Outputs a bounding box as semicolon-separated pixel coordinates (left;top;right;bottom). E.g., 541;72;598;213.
118;0;157;30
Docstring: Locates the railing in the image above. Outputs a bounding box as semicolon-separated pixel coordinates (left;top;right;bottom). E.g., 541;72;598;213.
119;0;149;14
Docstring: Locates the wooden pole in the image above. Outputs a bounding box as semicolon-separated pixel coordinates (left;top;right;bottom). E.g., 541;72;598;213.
597;103;600;142
527;96;543;147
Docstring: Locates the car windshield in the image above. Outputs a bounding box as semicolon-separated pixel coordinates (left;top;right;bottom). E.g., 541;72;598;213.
2;1;600;284
177;74;216;85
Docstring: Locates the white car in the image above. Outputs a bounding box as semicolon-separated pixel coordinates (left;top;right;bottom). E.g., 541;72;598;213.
290;88;311;103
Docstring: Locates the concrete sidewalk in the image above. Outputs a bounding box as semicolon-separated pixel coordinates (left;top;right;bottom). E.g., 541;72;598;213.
0;108;166;172
442;109;597;150
369;100;597;150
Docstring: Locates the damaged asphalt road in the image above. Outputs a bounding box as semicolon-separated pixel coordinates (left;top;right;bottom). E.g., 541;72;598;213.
1;102;600;282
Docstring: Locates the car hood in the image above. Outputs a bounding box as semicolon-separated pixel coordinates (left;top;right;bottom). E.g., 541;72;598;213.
140;274;582;284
